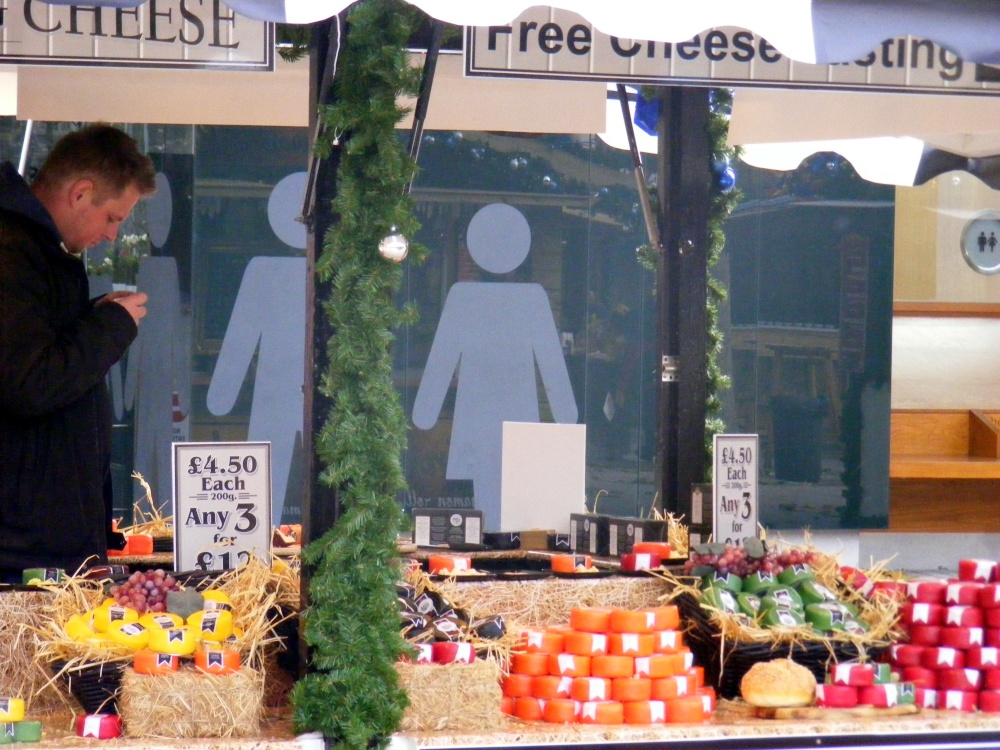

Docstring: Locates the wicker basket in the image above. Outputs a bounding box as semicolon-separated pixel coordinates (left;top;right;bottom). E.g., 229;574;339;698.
50;660;127;714
676;592;880;699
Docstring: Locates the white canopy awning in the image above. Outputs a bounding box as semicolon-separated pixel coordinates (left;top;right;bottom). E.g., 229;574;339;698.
37;0;1000;65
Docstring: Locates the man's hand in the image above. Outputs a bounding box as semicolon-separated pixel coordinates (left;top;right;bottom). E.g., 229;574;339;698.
99;291;148;324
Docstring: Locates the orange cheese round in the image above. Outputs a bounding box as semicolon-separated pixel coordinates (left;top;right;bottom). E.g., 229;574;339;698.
653;629;685;653
570;677;611;702
578;700;624;725
687;666;705;688
611;677;652;702
642;606;680;631
512;696;544;721
623;699;668;724
518;629;564;654
532;675;573;700
592;655;635;679
500;696;514;716
427;555;471;574
548;653;591;677
501;673;534;698
633;542;672;558
608;609;657;633
133;649;179;675
651;673;697;701
510;651;550;676
666;694;709;723
633;654;683;679
552;554;592;573
563;631;608;656
126;534;153;555
570;607;613;633
194;648;241;675
608;632;655;657
542;698;578;724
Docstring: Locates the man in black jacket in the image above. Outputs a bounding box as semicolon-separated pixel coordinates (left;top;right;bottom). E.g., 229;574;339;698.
0;124;157;582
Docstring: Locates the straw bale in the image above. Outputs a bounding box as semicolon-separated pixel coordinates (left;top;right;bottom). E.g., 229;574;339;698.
0;591;73;715
119;665;263;738
429;576;670;629
396;660;504;732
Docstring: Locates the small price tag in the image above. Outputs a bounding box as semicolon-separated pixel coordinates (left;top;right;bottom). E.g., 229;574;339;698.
172;442;272;572
712;434;758;545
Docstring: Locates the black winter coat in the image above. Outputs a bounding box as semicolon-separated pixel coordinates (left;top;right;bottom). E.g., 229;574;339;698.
0;162;137;575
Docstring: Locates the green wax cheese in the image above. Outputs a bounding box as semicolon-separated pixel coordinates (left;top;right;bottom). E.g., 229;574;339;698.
873;663;893;685
761;585;804;610
0;724;14;745
797;579;840;606
777;563;815;586
737;592;762;618
742;571;778;595
805;602;850;631
21;568;63;585
701;570;742;593
166;589;204;620
843;617;870;635
896;682;916;705
700;585;739;614
13;721;42;743
760;607;807;628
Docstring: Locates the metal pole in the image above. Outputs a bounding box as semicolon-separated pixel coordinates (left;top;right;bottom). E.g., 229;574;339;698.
615;85;660;250
407;18;444;189
17;120;34;177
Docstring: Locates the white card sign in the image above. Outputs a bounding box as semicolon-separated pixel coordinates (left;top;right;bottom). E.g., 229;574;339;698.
173;442;272;572
712;434;759;545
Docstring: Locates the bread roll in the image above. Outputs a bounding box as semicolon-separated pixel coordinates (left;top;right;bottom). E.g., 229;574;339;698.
740;658;816;707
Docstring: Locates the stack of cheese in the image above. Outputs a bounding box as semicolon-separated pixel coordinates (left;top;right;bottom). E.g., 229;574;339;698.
0;698;43;743
815;661;916;709
886;558;1000;713
500;606;715;725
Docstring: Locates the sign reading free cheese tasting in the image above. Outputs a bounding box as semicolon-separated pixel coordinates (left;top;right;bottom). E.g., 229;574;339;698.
173;442;272;572
466;7;1000;95
0;0;273;69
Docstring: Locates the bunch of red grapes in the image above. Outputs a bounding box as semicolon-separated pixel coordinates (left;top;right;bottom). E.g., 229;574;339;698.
683;543;818;578
109;569;180;614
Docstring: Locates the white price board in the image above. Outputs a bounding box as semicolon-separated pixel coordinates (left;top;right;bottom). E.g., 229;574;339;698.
712;434;759;546
173;442;272;572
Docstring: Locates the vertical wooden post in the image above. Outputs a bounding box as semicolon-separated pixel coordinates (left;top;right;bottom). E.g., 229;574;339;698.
656;87;712;517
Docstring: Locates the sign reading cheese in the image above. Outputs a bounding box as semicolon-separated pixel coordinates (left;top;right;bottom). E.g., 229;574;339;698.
466;7;1000;96
0;0;272;70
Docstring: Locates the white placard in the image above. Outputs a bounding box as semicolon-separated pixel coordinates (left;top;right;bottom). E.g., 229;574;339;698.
712;434;759;545
500;422;586;533
173;442;272;572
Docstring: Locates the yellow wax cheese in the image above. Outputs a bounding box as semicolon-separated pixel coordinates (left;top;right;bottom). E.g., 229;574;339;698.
138;612;184;630
93;605;138;633
106;620;151;650
65;614;96;642
187;609;234;642
0;698;24;722
149;627;197;656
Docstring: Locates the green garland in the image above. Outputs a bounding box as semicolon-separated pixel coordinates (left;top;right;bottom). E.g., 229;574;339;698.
290;2;425;748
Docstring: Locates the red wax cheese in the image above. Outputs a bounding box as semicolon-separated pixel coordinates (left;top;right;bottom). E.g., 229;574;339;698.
909;625;942;646
815;684;859;708
986;669;1000;690
76;714;123;739
831;661;875;687
939;689;978;712
946;582;983;606
858;683;914;708
943;606;984;628
901;602;944;626
901;667;937;689
988;629;1000;647
980;583;1000;610
871;581;906;600
958;558;997;583
987;609;1000;628
633;542;672;559
889;644;925;667
940;626;984;650
906;580;947;604
408;644;433;665
840;567;874;597
621;553;661;572
938;668;982;692
967;646;1000;670
921;647;966;670
432;642;475;665
914;688;937;708
981;690;1000;713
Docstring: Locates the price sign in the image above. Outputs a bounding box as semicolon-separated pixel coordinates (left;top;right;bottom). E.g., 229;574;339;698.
173;442;272;572
712;434;759;546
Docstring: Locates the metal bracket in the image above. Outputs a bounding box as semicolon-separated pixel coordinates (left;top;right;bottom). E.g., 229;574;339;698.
661;355;680;382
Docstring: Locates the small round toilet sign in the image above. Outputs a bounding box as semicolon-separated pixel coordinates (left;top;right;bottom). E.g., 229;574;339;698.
961;211;1000;275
